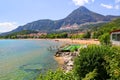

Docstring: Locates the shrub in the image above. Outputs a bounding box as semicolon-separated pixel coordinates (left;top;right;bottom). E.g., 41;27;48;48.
82;69;97;80
83;31;91;39
106;46;120;79
99;33;111;45
74;45;112;80
36;70;77;80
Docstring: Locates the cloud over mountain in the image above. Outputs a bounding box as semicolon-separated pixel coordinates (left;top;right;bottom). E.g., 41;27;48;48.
101;3;119;10
72;0;94;6
0;22;18;32
72;0;120;10
100;0;120;10
100;4;113;9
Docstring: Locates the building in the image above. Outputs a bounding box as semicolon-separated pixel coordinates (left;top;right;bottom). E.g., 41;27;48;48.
110;30;120;46
17;32;47;38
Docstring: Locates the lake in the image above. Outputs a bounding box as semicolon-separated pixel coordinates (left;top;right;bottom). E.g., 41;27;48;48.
0;39;63;80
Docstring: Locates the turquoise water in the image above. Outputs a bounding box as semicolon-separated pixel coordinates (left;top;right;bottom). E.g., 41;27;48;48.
0;39;62;80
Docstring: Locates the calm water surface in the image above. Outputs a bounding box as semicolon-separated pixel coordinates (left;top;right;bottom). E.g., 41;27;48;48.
0;39;63;80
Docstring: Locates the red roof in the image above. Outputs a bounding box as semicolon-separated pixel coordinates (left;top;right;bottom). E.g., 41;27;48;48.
110;30;120;34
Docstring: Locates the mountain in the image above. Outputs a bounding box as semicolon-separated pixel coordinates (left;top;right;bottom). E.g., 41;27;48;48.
62;6;106;25
1;6;120;35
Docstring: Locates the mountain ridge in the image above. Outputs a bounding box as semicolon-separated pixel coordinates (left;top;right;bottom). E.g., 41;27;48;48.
1;6;120;35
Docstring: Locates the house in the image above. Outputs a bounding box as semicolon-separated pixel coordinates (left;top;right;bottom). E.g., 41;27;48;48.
110;30;120;46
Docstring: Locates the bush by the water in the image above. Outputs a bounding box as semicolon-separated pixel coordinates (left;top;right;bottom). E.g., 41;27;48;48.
74;45;120;80
36;70;76;80
36;45;120;80
74;45;111;80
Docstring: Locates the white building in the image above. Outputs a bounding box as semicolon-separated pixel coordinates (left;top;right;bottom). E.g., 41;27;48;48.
110;30;120;46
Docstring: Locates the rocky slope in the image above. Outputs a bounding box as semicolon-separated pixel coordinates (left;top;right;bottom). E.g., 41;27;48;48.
2;6;120;35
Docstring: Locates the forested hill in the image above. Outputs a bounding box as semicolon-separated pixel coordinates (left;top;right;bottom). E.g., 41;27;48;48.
93;18;120;39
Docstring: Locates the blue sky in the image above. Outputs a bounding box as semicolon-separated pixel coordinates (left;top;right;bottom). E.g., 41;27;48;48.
0;0;120;32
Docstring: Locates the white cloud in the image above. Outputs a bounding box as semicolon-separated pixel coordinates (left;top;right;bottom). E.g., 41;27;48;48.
92;0;94;2
115;5;119;9
0;22;18;33
114;0;120;10
100;3;113;9
72;0;94;6
100;3;120;10
115;0;120;3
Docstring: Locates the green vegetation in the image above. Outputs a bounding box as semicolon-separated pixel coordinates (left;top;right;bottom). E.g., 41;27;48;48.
69;31;91;39
41;33;68;39
82;31;91;39
36;70;76;80
74;45;111;80
36;45;120;80
70;34;84;39
99;33;110;45
93;18;120;38
93;18;120;44
0;31;68;39
74;45;120;80
0;30;38;39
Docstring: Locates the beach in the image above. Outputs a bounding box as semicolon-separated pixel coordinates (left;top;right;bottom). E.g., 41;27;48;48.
54;56;64;68
1;38;100;45
53;38;100;45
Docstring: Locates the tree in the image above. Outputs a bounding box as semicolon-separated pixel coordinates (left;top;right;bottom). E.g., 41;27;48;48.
83;31;91;39
74;45;111;80
99;33;110;45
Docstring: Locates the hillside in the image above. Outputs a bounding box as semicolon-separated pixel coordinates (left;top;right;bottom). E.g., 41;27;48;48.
1;6;120;35
93;18;120;39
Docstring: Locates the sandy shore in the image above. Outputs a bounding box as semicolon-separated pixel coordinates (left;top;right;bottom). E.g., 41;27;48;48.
53;38;100;45
2;38;100;45
54;56;64;68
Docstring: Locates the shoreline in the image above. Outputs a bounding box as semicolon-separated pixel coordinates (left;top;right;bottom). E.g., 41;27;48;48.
53;39;100;72
53;38;100;45
54;56;64;68
0;38;100;45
